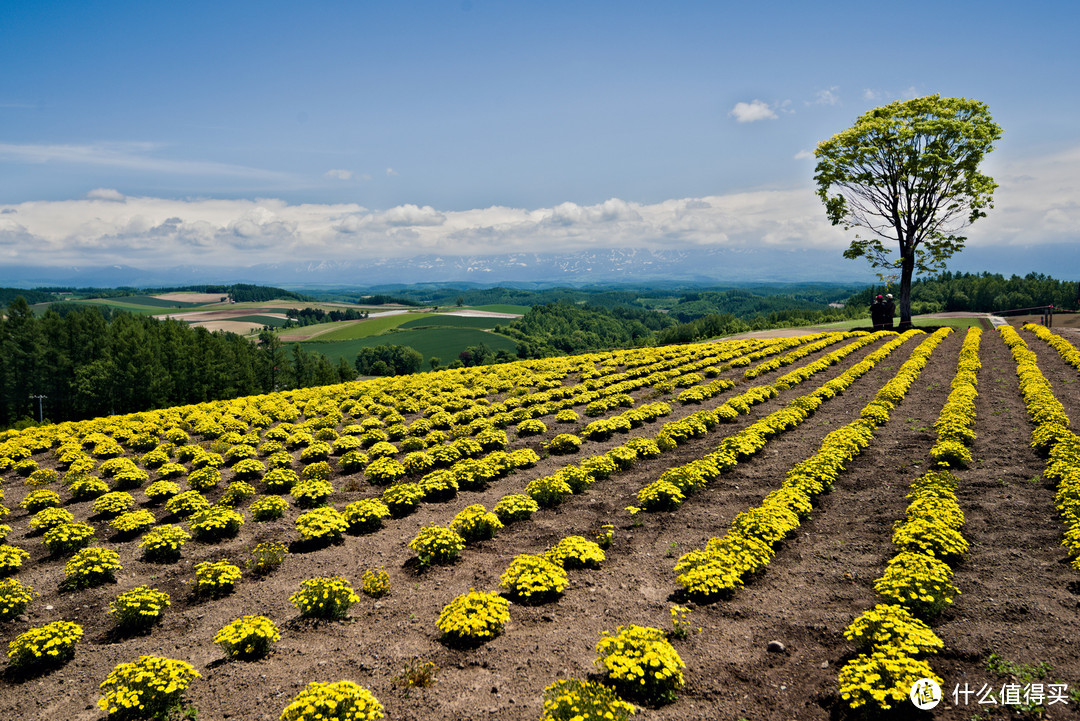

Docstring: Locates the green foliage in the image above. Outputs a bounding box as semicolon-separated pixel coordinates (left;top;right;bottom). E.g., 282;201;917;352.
815;95;1002;321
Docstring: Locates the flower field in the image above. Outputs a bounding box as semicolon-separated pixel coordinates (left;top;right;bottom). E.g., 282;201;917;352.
1;324;1079;720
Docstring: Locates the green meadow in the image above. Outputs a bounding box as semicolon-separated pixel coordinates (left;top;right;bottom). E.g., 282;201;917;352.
297;327;517;366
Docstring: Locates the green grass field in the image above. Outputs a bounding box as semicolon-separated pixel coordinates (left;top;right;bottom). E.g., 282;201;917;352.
296;327;517;366
228;315;290;327
470;304;530;315
793;315;990;332
278;313;430;341
397;315;504;330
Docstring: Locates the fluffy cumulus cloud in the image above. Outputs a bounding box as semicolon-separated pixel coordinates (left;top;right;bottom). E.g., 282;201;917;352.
729;99;778;123
0;147;1073;268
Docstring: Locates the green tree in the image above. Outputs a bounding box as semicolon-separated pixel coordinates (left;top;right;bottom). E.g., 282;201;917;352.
814;95;1002;327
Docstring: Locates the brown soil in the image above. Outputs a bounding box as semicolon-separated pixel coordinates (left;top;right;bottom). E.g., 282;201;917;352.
2;328;1080;721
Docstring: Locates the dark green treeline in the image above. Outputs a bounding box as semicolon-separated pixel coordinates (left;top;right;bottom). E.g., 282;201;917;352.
0;298;351;427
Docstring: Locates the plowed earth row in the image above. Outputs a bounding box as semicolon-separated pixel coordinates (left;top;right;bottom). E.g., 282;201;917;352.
2;326;1079;721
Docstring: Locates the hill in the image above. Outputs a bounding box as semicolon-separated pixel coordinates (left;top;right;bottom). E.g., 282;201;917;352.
0;323;1078;719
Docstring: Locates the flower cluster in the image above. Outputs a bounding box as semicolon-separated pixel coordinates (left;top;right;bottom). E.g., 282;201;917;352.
0;578;35;621
251;494;289;521
140;524;190;563
930;327;981;467
194;559;241;597
7;619;83;670
189;506;244;542
540;678;636;721
381;482;424;516
436;590;510;645
214;615;280;660
295;506;348;544
98;655;201;719
838;647;941;711
843;603;943;655
595;624;685;704
109;508;157;536
290;576;360;620
342;498;390;533
450;504;503;543
110;585;171;631
64;547;122;588
280;681;384;721
493;493;539;523
0;543;30;573
408;525;465;565
361;568;390;598
499;554;568;604
544;535;605;569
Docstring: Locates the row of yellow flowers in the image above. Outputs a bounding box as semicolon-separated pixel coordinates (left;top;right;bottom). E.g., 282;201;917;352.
838;329;978;711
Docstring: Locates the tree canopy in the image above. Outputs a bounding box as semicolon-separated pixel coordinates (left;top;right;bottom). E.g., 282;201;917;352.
814;95;1002;326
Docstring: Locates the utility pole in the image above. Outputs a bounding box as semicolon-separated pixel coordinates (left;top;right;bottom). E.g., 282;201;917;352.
30;394;46;424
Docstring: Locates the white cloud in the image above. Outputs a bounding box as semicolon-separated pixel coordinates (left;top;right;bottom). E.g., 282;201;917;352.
0;141;286;179
0;147;1073;268
325;169;353;181
386;167;398;176
87;188;126;201
729;100;777;123
811;87;840;106
793;150;814;160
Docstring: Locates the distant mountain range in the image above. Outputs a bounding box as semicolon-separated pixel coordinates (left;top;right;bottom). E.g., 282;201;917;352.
1;243;1073;289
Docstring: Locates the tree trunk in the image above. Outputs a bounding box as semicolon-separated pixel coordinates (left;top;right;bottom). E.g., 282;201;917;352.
898;252;915;329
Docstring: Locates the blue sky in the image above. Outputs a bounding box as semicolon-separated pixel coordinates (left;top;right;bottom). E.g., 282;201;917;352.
1;0;1077;278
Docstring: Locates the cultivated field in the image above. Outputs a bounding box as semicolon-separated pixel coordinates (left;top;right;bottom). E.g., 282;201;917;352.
1;324;1079;720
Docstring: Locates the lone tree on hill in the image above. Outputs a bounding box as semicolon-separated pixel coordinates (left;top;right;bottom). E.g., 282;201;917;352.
814;95;1002;328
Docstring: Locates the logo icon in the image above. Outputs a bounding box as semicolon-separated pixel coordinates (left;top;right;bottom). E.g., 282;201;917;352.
910;677;942;710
